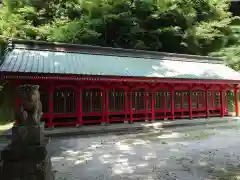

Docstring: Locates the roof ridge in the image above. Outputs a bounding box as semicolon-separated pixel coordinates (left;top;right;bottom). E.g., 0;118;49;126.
8;39;223;64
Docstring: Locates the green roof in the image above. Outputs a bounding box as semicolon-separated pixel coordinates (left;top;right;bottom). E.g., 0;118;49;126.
0;39;240;81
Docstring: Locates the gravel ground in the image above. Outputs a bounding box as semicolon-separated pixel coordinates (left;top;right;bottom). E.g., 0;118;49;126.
2;122;240;180
46;123;240;180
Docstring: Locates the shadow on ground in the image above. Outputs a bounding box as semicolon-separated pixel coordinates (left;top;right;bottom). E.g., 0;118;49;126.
45;122;240;180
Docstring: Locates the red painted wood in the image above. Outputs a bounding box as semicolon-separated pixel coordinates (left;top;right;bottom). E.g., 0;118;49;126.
101;91;106;124
174;85;189;90
52;122;77;126
153;84;170;90
55;85;78;91
11;78;236;127
205;88;209;118
220;89;225;117
105;89;109;123
129;88;133;123
151;90;155;121
82;112;103;116
164;93;167;117
155;109;171;113
234;87;239;116
82;84;105;91
48;84;54;128
82;120;103;124
124;91;128;120
180;93;184;109
171;89;175;120
15;80;21;125
224;91;228;116
189;89;192;119
109;85;128;90
108;112;125;115
77;88;83;126
5;72;240;85
144;89;148;120
211;90;215;109
109;118;125;122
53;113;77;118
132;84;150;89
196;93;200;109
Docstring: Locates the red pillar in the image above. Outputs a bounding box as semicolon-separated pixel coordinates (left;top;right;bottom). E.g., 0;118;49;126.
77;88;82;126
105;89;109;124
188;89;192;119
180;92;184;118
129;88;133;123
234;87;239;117
205;88;209;118
145;89;148;120
124;89;128;120
164;92;167;117
196;93;199;108
180;93;184;109
220;89;225;118
171;88;175;120
48;84;54;128
151;90;155;121
15;80;20;126
211;90;214;109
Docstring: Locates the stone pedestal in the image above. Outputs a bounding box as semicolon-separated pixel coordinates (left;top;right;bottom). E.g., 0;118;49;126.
0;125;55;180
11;125;45;146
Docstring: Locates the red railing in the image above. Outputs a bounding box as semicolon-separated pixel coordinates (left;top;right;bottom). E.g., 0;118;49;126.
15;81;236;128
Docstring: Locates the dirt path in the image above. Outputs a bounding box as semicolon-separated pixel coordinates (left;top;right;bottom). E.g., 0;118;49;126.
46;123;240;180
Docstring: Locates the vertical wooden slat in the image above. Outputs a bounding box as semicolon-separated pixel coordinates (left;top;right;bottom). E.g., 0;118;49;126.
220;89;225;118
129;88;133;123
205;88;209;118
77;88;82;126
151;89;155;121
105;89;109;124
124;89;128;120
189;89;192;120
15;80;20;125
171;88;175;120
234;87;239;117
49;84;54;128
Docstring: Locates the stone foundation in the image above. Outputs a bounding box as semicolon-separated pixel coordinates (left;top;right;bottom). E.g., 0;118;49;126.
0;125;55;180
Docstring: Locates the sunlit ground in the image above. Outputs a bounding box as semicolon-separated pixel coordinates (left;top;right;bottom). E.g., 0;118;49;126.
0;122;13;135
45;122;240;180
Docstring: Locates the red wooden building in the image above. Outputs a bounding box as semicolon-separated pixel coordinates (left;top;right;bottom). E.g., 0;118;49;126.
0;39;240;128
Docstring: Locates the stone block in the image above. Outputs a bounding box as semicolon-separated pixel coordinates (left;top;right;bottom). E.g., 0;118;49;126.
0;147;55;180
0;140;49;161
11;124;45;146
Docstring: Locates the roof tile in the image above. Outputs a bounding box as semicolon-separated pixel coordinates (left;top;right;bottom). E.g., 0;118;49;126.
0;48;239;81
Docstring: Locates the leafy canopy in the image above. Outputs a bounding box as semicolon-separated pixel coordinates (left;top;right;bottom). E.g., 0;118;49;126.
0;0;237;65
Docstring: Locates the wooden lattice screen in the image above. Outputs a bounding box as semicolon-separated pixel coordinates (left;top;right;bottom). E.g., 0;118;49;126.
82;88;103;113
132;88;145;111
108;89;125;112
53;87;76;113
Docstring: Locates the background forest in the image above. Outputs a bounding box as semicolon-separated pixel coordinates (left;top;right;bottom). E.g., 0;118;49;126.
0;0;240;69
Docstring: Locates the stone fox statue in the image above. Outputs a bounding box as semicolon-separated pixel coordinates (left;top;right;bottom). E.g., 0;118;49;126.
18;85;43;126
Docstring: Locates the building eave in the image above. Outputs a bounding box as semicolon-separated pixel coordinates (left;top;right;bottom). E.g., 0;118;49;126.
2;72;240;85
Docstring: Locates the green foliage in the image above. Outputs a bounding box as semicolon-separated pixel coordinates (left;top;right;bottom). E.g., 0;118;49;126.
210;18;240;70
0;0;234;55
0;81;15;123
